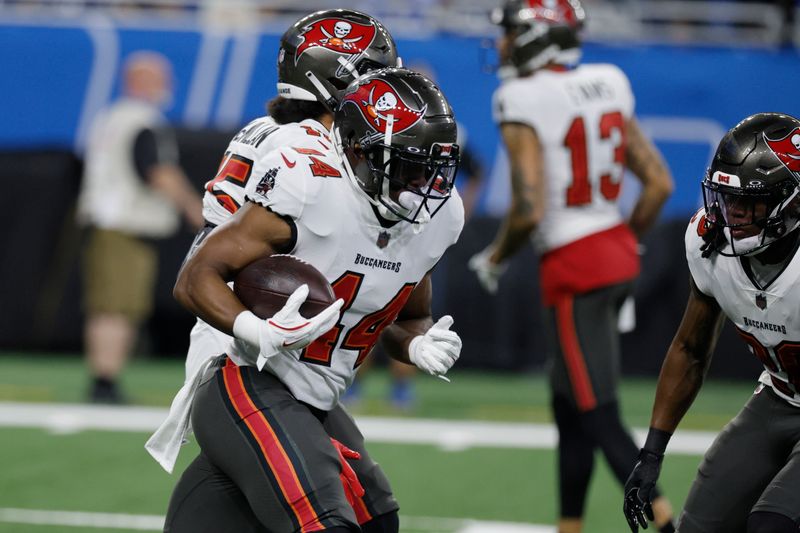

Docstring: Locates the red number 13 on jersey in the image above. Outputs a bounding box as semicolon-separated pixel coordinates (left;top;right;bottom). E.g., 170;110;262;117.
564;111;625;207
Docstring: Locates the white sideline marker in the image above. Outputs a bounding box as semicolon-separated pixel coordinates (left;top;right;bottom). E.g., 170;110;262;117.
0;508;554;533
0;401;717;455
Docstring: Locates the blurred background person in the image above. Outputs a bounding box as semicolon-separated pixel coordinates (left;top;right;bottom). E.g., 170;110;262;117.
469;1;676;532
77;50;203;403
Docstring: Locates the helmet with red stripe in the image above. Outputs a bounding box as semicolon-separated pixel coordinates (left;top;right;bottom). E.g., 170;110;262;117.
491;0;585;77
701;112;800;257
333;68;460;224
277;9;400;111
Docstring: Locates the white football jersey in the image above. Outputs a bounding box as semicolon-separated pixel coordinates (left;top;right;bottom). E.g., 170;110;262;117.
223;144;464;410
185;117;335;379
686;210;800;407
202;116;332;226
493;64;635;253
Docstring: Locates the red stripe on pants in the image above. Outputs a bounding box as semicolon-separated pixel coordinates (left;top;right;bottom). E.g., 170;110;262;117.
222;359;323;532
555;297;597;412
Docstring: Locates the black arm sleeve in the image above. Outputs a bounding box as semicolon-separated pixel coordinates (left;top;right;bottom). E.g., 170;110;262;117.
133;128;160;182
133;127;180;182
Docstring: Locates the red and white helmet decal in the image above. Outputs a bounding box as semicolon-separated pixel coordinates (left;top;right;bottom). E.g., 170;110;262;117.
765;128;800;172
342;79;426;135
527;0;581;25
296;18;377;63
711;170;742;188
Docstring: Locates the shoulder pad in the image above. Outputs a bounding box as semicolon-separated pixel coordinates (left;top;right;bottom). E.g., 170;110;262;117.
244;149;312;219
688;207;724;258
685;208;717;296
245;145;342;219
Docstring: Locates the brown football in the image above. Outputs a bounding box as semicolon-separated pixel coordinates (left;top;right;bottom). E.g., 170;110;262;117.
234;254;335;319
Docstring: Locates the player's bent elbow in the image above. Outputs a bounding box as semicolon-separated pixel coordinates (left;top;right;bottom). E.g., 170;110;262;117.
656;175;675;200
644;169;674;201
511;211;541;234
172;270;194;311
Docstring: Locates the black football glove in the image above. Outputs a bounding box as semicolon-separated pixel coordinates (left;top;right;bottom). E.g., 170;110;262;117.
623;448;663;532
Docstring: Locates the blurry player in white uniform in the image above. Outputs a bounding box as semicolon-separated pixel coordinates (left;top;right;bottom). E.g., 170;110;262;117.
624;113;800;533
468;1;675;532
162;68;464;533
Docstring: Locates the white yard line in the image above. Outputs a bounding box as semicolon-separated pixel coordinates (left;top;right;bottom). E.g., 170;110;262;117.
0;508;554;533
0;401;716;455
0;508;164;531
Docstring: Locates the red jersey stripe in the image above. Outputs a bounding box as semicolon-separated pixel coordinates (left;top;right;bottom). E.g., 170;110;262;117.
555;296;597;412
222;359;324;532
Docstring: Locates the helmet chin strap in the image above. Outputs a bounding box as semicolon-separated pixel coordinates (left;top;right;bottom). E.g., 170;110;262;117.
336;56;361;81
730;228;767;257
377;114;401;219
374;114;428;227
334;117;430;227
333;126;381;207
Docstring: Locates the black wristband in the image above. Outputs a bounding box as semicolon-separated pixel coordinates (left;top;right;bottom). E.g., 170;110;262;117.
643;427;672;456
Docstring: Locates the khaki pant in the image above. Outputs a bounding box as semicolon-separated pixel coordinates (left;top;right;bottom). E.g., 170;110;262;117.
83;228;157;322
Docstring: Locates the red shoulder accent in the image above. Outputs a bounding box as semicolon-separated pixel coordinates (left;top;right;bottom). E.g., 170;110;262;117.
690;209;709;237
300;125;321;137
291;147;341;177
293;147;325;156
696;215;709;237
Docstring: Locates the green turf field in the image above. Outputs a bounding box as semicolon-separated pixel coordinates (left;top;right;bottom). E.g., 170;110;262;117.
0;354;757;532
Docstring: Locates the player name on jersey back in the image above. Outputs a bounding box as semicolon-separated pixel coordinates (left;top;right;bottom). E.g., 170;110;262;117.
230;120;280;148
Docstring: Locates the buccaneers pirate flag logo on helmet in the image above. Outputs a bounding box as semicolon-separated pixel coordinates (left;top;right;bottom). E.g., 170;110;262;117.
295;18;377;63
341;79;426;135
528;0;584;25
765;128;800;173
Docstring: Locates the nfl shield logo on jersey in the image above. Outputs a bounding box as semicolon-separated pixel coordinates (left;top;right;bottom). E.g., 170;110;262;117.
756;293;767;310
377;230;391;249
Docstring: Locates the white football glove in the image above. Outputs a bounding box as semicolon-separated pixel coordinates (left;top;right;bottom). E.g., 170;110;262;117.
408;315;462;378
233;284;344;370
468;247;508;294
